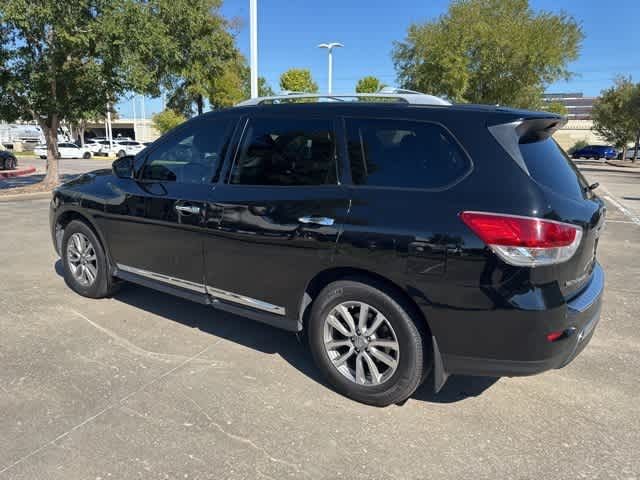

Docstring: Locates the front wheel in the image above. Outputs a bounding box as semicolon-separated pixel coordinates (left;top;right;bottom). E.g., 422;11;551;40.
62;220;119;298
308;280;431;406
83;151;91;159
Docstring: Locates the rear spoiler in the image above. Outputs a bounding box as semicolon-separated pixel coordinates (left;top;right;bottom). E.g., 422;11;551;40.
488;117;567;174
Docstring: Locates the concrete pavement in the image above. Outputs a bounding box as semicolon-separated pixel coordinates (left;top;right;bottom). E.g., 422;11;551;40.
0;164;638;479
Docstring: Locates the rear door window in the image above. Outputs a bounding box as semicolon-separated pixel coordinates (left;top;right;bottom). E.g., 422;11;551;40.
345;118;471;189
520;139;588;200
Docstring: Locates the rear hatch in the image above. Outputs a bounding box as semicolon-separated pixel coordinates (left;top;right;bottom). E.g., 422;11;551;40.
490;116;606;298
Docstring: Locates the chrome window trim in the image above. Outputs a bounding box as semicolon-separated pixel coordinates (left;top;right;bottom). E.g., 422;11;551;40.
115;264;286;316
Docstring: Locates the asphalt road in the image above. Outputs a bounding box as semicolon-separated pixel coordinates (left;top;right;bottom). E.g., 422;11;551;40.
0;165;638;479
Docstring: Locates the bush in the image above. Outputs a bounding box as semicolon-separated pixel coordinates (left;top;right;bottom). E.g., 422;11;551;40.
568;140;589;155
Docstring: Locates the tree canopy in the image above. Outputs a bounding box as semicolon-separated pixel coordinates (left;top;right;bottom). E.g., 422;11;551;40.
161;0;240;116
0;1;155;184
392;0;583;109
355;76;385;93
0;0;241;186
279;69;318;93
152;109;186;135
592;77;640;161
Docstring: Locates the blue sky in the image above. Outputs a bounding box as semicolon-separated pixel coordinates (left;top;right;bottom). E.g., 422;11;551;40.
117;0;640;118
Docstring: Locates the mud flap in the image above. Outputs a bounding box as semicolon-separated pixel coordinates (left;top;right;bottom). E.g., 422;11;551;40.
432;336;449;393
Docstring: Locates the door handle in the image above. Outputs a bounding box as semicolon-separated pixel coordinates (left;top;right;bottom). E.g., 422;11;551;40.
298;216;335;226
175;204;200;215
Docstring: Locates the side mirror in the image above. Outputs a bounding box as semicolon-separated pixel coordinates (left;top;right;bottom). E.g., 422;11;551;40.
112;155;134;179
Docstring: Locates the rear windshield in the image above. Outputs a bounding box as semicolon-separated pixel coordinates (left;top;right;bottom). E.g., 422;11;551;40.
520;139;589;200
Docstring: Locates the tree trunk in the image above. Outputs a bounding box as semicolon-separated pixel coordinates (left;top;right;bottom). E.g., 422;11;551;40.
196;94;204;116
79;122;86;147
40;115;60;187
634;130;640;163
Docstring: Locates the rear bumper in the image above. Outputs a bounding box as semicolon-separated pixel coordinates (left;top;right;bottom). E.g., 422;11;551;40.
440;263;604;378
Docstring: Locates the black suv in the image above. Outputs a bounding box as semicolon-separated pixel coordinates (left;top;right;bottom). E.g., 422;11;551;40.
50;93;605;406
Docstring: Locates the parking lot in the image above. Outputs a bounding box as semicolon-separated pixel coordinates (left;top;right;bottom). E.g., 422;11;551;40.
0;163;639;479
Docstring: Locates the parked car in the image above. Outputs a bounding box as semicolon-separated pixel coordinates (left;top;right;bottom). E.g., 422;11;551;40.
50;93;605;406
114;140;146;158
34;142;92;159
571;145;617;160
84;139;103;154
0;144;18;170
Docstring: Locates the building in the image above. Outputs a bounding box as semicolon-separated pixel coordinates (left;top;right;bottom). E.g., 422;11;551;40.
542;92;596;120
84;118;160;143
543;92;608;150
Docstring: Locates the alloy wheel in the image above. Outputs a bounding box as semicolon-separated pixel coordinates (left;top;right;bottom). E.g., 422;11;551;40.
323;301;400;386
66;232;98;287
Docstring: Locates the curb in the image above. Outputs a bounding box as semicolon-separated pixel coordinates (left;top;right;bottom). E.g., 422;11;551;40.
0;166;36;179
605;160;640;170
0;191;52;202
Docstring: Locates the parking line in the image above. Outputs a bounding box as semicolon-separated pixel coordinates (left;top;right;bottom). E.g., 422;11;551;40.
603;194;640;226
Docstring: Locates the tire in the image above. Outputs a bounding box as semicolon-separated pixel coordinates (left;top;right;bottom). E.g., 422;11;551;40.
308;279;431;406
61;220;119;299
83;151;91;159
40;156;46;159
117;150;126;158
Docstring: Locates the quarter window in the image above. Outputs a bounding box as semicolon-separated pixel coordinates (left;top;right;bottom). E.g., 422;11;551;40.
229;117;337;186
141;119;232;184
345;118;471;189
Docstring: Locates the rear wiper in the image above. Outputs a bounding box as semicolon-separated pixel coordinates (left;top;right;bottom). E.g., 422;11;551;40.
585;182;599;192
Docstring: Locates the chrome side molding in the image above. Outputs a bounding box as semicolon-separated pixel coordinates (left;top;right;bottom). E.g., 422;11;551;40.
115;263;286;316
206;286;286;316
117;264;206;293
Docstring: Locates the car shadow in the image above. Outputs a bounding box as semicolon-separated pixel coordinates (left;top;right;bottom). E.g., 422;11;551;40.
54;260;499;405
0;173;76;190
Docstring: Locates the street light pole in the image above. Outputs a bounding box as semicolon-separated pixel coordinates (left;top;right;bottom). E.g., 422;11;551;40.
318;42;343;94
250;0;258;98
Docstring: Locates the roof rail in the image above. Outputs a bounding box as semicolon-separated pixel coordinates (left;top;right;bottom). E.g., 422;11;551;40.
235;90;451;107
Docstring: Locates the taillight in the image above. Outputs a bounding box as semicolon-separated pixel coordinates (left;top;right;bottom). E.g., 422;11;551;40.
459;211;582;267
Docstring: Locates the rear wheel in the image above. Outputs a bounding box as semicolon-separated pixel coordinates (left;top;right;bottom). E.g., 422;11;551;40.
308;280;430;406
117;150;125;158
62;220;119;298
83;151;91;159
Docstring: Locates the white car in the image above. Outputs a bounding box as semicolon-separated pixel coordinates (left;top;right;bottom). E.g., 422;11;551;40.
113;140;146;157
84;139;103;153
34;142;92;159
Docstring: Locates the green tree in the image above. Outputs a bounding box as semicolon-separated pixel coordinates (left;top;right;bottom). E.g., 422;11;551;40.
152;109;186;135
242;75;276;99
279;69;318;93
592;77;640;161
209;58;275;109
161;0;241;116
392;0;583;109
355;76;385;93
0;1;150;185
